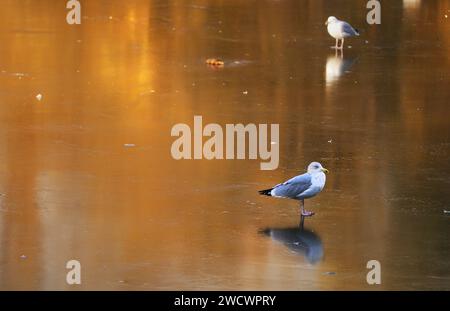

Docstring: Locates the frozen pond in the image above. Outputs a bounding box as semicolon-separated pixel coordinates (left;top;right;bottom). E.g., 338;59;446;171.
0;0;449;290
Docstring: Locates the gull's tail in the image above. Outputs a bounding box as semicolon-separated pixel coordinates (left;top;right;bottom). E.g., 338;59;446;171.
259;188;273;196
354;28;360;36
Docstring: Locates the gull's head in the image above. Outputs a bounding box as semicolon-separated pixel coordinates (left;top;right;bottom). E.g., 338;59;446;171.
325;16;338;26
307;162;329;174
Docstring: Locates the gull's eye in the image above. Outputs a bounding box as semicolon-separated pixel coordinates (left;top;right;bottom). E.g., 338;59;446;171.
314;165;319;169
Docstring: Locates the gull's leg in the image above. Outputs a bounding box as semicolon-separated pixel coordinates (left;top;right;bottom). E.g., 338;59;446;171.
300;199;315;217
334;38;338;49
340;38;345;49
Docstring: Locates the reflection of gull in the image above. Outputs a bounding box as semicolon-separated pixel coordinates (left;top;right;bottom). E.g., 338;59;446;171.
325;16;359;49
261;220;323;264
259;162;329;217
326;49;357;85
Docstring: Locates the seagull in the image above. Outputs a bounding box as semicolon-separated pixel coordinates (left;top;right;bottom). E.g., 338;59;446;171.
259;162;329;217
325;16;359;49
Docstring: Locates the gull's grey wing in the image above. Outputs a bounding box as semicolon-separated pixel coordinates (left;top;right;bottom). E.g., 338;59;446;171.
342;22;359;36
272;173;312;199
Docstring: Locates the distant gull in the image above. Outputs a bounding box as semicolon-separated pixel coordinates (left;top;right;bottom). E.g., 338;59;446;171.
259;162;329;217
325;16;359;49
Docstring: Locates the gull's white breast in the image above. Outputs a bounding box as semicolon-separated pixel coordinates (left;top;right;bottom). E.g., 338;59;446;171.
297;172;326;199
312;172;326;191
327;22;344;39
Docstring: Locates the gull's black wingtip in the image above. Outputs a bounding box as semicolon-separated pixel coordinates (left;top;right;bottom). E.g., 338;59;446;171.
258;188;273;196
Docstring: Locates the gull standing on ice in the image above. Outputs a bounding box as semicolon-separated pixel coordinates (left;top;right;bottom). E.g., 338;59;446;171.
259;162;329;217
325;16;359;49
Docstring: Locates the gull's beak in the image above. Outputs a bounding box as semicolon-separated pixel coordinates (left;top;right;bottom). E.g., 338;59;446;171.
321;168;329;174
325;21;328;26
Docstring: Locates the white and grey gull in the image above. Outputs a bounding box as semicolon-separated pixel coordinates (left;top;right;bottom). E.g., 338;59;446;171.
259;162;329;217
325;16;359;49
